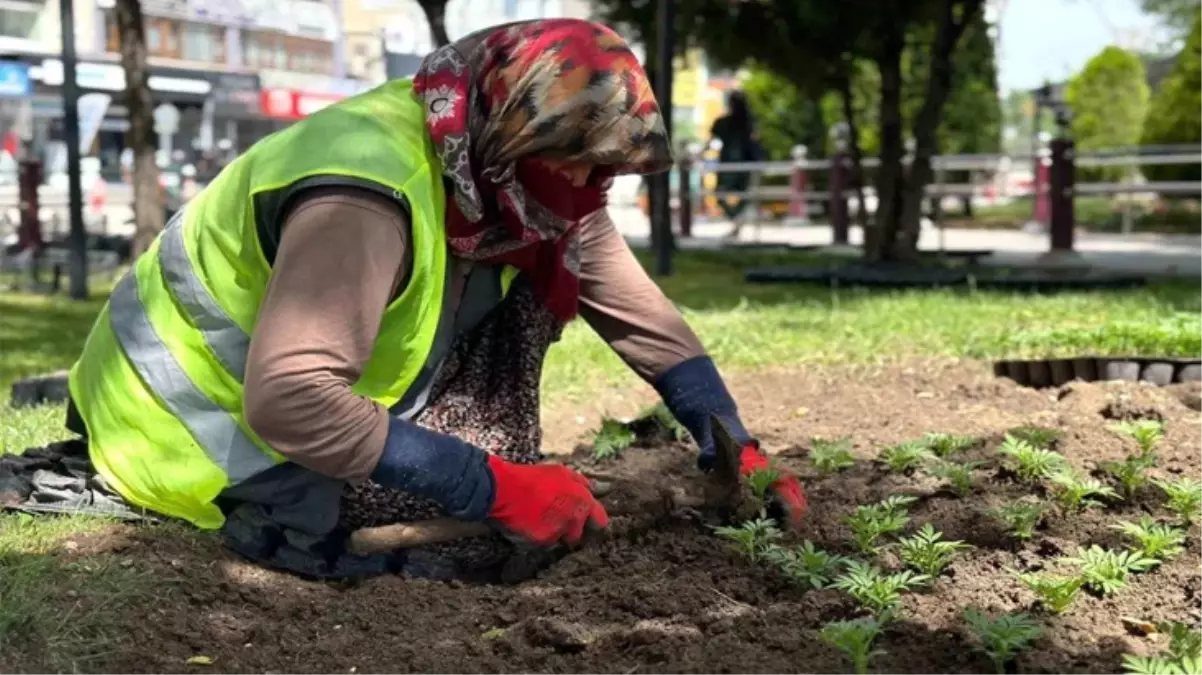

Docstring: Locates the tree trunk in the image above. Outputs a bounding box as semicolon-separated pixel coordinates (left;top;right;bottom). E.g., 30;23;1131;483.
837;66;870;230
897;0;983;257
866;7;907;262
114;0;163;257
419;0;451;47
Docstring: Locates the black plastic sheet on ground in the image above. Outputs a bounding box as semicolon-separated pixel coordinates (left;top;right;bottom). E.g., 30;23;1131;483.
744;263;1148;291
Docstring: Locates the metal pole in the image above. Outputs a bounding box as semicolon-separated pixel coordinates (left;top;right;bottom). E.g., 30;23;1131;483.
651;0;674;277
60;0;88;299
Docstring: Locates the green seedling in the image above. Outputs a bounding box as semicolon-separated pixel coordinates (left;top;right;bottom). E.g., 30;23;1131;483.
989;500;1047;540
1122;656;1197;675
832;560;930;616
635;402;691;442
765;541;850;590
1154;477;1202;525
811;437;856;474
1103;452;1158;498
1010;571;1084;614
745;465;783;513
879;441;934;473
1007;425;1062;449
845;495;918;554
1059;545;1157;596
926;460;984;496
998;434;1067;481
897;524;973;578
713;517;783;563
821;617;886;674
1113;517;1186;563
923;432;977;458
1048;468;1120;512
1110;420;1166;456
1123;622;1202;675
591;417;636;461
964;608;1043;675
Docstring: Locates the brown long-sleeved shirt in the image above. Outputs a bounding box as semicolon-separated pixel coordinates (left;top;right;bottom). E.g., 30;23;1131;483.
242;187;704;484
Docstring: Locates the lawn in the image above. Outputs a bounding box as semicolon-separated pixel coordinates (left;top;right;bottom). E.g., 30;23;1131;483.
1;248;1200;671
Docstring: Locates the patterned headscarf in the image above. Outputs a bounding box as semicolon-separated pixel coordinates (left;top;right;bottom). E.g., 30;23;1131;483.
412;18;673;321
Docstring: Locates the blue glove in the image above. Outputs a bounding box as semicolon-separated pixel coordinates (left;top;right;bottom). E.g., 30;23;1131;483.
653;355;753;472
369;417;496;521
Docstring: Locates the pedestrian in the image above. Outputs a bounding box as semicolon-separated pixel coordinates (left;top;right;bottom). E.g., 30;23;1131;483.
709;90;765;239
29;19;806;581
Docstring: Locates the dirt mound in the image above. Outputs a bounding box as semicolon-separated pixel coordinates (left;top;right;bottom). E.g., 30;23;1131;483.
9;363;1202;673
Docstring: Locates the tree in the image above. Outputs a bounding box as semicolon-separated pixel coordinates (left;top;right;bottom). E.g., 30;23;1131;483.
741;67;827;161
113;0;163;256
1065;46;1150;180
1140;0;1201;43
1142;7;1201;182
416;0;450;47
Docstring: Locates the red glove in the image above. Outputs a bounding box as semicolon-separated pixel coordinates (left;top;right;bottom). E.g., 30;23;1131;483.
739;444;807;530
486;455;610;547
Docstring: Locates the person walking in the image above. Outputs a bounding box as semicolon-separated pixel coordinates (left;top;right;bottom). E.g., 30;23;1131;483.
709;90;764;239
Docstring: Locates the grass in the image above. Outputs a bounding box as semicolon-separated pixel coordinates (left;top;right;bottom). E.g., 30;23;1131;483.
0;247;1200;669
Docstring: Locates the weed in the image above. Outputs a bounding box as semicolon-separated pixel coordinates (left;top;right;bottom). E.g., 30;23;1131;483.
811;437;856;474
897;524;973;578
1103;452;1159;498
1113;517;1186;563
591;417;636;461
1010;571;1085;614
1059;545;1158;596
923;432;977;458
832;560;930;617
997;434;1067;481
1122;621;1202;675
1048;468;1120;512
1110;420;1166;456
1007;425;1062;449
878;441;934;473
764;541;850;590
964;608;1043;674
821;617;886;674
1154;478;1202;525
926;460;984;496
989;500;1047;540
845;495;918;555
712;518;783;563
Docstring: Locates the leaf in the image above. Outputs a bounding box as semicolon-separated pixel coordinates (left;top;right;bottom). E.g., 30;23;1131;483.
186;656;215;665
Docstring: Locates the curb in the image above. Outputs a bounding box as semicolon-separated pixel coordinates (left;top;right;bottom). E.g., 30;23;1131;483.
993;357;1201;388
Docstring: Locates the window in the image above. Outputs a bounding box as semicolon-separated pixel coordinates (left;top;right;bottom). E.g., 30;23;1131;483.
241;30;333;74
180;23;225;63
0;3;39;39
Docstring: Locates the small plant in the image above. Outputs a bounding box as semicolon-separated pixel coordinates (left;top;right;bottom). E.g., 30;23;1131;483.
1122;621;1202;675
964;608;1043;674
1007;425;1062;449
713;517;782;563
1110;420;1166;456
1155;478;1202;525
923;432;977;458
811;437;856;474
845;495;918;554
591;417;636;461
897;524;973;578
821;617;886;674
635;402;691;442
832;560;930;616
1048;467;1120;511
926;460;984;496
1103;452;1158;498
989;500;1047;540
745;465;783;513
1010;571;1084;614
765;541;850;590
1113;517;1186;563
1059;545;1157;596
879;441;933;473
998;434;1068;481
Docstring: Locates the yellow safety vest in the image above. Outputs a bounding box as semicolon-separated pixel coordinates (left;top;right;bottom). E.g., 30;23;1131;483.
68;79;514;530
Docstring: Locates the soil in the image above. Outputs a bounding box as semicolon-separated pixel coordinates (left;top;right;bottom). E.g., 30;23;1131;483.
7;361;1202;674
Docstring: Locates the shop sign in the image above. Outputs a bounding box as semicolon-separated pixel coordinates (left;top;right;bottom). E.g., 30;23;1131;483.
259;88;344;119
0;60;32;98
34;59;213;96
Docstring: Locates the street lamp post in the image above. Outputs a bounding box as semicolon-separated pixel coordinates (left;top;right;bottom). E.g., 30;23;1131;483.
59;0;88;299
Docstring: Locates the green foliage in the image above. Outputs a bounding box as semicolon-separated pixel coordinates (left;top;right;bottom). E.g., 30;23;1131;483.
635;402;691;443
742;66;828;162
1156;477;1202;525
989;500;1046;540
1113;517;1187;563
1048;468;1121;512
713;518;783;563
897;524;973;577
1110;420;1166;456
964;608;1043;674
926;460;983;496
1103;452;1159;498
1000;315;1202;359
832;560;930;617
821;617;886;675
591;417;636;461
745;466;783;513
923;432;977;458
997;435;1067;481
879;441;934;473
1006;426;1062;450
1123;621;1202;675
1060;545;1158;596
845;495;918;554
765;541;850;590
1065;46;1151;180
1142;8;1202;183
811;437;857;474
1010;570;1085;614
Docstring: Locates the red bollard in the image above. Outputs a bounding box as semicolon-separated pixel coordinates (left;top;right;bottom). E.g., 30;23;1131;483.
17;156;44;252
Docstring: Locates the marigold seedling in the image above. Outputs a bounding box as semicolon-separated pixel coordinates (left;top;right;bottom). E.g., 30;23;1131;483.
635;402;691;442
1103;452;1158;498
998;434;1068;481
1122;655;1195;675
765;541;850;590
923;432;977;457
879;441;934;473
821;617;886;674
989;500;1046;540
1113;517;1186;563
1048;467;1120;512
1007;425;1062;449
1122;621;1202;675
845;495;918;554
811;437;856;474
926;460;983;496
1059;545;1157;596
745;465;783;511
1110;420;1166;456
591;417;636;461
897;524;973;578
1009;570;1084;614
713;517;782;563
832;560;930;616
964;608;1043;675
1154;477;1202;525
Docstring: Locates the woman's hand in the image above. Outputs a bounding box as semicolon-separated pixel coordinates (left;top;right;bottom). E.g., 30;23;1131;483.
738;442;808;530
485;455;610;547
